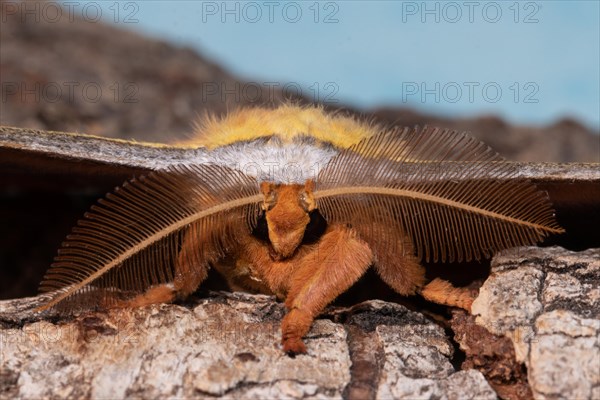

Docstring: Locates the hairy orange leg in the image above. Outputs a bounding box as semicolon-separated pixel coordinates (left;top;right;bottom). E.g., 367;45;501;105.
111;225;212;308
365;223;475;311
419;278;476;311
367;225;427;296
281;224;373;355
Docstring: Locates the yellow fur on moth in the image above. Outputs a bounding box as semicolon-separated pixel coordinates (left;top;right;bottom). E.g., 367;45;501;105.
182;104;377;150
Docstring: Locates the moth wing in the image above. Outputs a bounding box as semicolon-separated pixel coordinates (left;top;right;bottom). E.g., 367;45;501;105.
38;164;262;313
314;127;563;264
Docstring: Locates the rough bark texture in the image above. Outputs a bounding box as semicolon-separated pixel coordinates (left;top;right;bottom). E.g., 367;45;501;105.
471;246;600;400
0;293;497;399
451;311;533;400
1;246;599;399
333;301;497;399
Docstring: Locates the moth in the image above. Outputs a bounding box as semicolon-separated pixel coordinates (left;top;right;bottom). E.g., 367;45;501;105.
35;105;564;355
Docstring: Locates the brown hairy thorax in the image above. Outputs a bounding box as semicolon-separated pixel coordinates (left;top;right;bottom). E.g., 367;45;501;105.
260;180;316;260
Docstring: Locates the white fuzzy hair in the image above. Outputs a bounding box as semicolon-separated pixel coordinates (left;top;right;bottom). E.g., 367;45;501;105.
188;136;339;183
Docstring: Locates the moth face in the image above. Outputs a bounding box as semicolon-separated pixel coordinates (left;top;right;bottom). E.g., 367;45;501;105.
260;180;316;259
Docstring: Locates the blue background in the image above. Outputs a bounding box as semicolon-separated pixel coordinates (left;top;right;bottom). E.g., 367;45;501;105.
61;1;600;129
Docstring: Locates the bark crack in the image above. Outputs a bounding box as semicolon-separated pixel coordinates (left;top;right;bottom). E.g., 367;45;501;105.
342;325;384;400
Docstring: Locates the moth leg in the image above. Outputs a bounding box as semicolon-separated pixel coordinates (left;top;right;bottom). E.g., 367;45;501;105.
112;284;177;308
111;227;213;309
419;278;476;312
281;224;373;355
171;230;211;299
235;231;293;300
370;230;427;296
356;224;474;311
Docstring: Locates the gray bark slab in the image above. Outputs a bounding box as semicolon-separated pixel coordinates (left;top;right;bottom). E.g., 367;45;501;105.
472;246;600;400
2;246;597;399
0;293;496;399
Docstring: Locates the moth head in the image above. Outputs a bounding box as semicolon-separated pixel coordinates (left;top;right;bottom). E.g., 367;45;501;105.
260;180;316;259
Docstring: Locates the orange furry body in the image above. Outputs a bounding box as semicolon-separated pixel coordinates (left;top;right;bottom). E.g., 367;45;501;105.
111;106;482;354
120;180;473;355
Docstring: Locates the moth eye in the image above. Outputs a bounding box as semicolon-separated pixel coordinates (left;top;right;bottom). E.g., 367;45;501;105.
299;191;311;212
262;192;277;211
